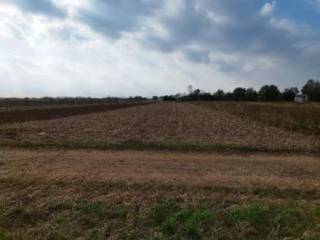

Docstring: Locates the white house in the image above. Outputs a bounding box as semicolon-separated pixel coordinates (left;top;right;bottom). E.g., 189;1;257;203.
294;94;308;103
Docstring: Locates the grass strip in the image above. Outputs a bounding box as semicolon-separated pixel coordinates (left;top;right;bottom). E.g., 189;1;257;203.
1;197;320;240
0;139;319;155
1;177;320;201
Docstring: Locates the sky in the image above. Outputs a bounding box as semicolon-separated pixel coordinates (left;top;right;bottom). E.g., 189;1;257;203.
0;0;320;97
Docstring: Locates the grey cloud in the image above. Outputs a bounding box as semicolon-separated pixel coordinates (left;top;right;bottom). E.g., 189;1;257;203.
50;26;88;42
143;0;211;52
7;0;66;18
5;0;319;86
184;48;210;63
214;60;242;73
140;0;318;77
12;0;318;78
71;0;304;67
77;0;164;39
146;1;297;55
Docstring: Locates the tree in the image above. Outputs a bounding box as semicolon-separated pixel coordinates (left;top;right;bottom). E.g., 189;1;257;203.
193;89;201;96
213;89;225;101
281;87;299;101
162;95;176;101
246;88;258;101
302;79;320;101
152;96;159;102
258;85;280;101
199;92;212;101
188;89;201;101
232;88;247;101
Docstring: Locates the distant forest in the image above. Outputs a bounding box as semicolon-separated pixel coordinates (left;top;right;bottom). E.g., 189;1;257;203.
0;96;148;108
1;79;320;108
160;79;320;102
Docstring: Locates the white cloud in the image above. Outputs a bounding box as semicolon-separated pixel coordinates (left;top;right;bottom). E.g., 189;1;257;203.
269;18;299;34
0;0;319;97
260;1;277;17
0;6;232;97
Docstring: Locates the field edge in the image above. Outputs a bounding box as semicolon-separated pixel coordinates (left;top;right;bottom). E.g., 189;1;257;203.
1;139;319;155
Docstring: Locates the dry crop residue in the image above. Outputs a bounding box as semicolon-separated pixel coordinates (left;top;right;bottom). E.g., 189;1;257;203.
1;148;320;196
1;149;320;240
0;102;319;151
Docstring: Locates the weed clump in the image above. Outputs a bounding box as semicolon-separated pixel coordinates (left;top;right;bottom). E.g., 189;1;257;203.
2;199;320;239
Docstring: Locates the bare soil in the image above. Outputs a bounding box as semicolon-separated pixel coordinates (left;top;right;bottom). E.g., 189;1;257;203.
1;102;319;151
0;103;145;125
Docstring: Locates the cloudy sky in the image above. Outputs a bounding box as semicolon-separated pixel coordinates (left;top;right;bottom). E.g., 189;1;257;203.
0;0;320;97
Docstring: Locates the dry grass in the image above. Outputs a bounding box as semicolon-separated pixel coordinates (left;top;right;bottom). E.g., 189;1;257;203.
195;101;320;135
0;102;319;152
1;149;320;191
1;148;320;216
1;149;320;239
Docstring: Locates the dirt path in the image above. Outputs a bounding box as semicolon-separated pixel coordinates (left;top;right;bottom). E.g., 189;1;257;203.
1;148;319;191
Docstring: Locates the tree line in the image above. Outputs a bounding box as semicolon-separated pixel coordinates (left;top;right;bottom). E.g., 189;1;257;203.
1;79;319;107
160;79;320;102
0;96;149;108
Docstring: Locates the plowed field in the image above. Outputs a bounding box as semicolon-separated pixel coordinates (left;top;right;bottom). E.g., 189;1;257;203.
1;102;320;239
0;102;319;152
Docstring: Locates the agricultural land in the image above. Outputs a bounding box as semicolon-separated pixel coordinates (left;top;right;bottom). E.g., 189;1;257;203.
0;102;320;239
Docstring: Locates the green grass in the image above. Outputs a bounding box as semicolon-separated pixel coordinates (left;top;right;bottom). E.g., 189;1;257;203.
1;139;319;155
1;198;320;240
1;177;320;239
